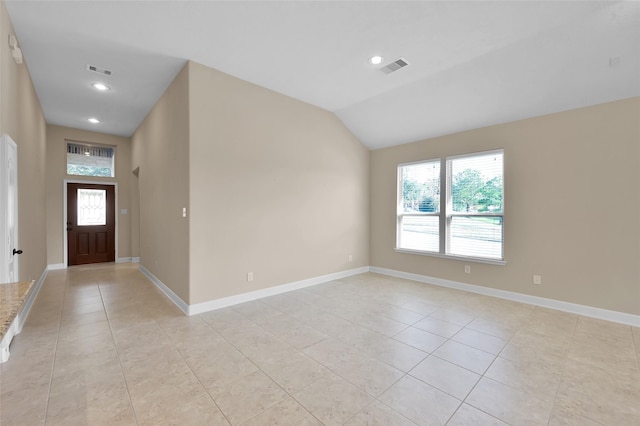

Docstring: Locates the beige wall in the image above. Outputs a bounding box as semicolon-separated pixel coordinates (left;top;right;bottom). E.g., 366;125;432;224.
130;61;369;306
371;97;640;315
0;1;48;283
131;65;190;302
45;125;133;266
8;0;629;318
188;61;369;304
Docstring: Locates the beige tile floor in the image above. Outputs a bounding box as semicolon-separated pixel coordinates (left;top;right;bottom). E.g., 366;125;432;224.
1;263;638;425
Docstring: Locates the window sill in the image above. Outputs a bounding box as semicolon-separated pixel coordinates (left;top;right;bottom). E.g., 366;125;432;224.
394;248;507;266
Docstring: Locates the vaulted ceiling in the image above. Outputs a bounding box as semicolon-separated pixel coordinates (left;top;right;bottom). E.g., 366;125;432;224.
5;1;640;149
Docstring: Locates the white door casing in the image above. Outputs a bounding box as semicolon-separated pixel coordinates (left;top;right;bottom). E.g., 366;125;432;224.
0;134;19;284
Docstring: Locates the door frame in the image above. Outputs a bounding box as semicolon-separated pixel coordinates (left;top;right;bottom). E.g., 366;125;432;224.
0;134;18;283
63;179;118;267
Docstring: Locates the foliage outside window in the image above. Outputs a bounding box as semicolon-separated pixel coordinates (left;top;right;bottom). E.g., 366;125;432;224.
397;150;504;261
67;142;115;177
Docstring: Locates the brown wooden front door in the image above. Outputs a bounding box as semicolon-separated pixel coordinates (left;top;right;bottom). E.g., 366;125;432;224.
67;183;115;266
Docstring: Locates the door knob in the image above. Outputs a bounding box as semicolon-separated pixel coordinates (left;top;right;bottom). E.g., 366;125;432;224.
12;249;22;255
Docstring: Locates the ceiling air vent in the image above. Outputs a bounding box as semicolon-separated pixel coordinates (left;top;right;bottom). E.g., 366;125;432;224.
380;58;409;75
86;64;112;76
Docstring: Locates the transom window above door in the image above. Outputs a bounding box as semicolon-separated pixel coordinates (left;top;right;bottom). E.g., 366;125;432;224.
67;142;115;177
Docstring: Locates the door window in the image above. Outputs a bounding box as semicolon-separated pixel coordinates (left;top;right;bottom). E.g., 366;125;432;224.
77;189;107;226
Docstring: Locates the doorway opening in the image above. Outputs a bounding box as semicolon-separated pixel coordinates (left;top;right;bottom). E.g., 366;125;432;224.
66;183;116;266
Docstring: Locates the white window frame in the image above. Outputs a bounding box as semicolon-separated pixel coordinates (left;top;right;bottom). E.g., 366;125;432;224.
396;149;505;265
396;158;441;254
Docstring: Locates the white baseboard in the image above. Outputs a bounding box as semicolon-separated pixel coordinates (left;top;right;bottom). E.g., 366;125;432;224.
370;267;640;327
137;262;639;326
17;267;48;332
138;265;370;317
49;258;139;269
47;263;65;270
138;265;189;315
188;267;370;316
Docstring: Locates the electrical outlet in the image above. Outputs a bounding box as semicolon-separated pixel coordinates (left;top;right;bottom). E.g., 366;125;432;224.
348;254;353;262
533;275;542;285
247;272;253;282
464;265;471;274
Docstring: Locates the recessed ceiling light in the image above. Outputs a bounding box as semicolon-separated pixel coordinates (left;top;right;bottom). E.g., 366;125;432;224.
92;82;110;91
88;118;100;124
369;55;384;65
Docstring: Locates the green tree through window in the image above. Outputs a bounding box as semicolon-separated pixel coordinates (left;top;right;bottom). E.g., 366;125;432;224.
452;169;502;213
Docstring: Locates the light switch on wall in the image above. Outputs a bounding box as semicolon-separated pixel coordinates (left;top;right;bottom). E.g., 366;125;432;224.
182;207;187;218
120;209;128;214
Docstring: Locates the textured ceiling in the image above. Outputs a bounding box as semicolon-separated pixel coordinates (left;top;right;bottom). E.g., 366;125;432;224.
5;1;640;149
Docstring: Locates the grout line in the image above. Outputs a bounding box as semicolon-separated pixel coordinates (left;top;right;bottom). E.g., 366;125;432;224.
196;307;337;424
210;301;400;424
42;271;69;425
13;265;634;426
544;314;579;426
155;320;234;426
243;301;416;423
97;275;141;426
452;311;521;425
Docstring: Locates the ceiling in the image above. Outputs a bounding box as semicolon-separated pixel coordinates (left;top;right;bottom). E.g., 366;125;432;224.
5;1;640;150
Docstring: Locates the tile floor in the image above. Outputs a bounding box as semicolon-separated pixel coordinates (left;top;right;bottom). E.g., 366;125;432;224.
1;263;638;425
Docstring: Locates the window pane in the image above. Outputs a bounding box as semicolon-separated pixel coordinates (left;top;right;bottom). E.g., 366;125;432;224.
67;143;114;177
449;216;502;259
400;161;440;213
77;189;106;226
450;152;502;213
399;216;439;252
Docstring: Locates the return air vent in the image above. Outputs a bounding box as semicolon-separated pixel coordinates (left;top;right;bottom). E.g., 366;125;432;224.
86;64;112;76
380;58;409;74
